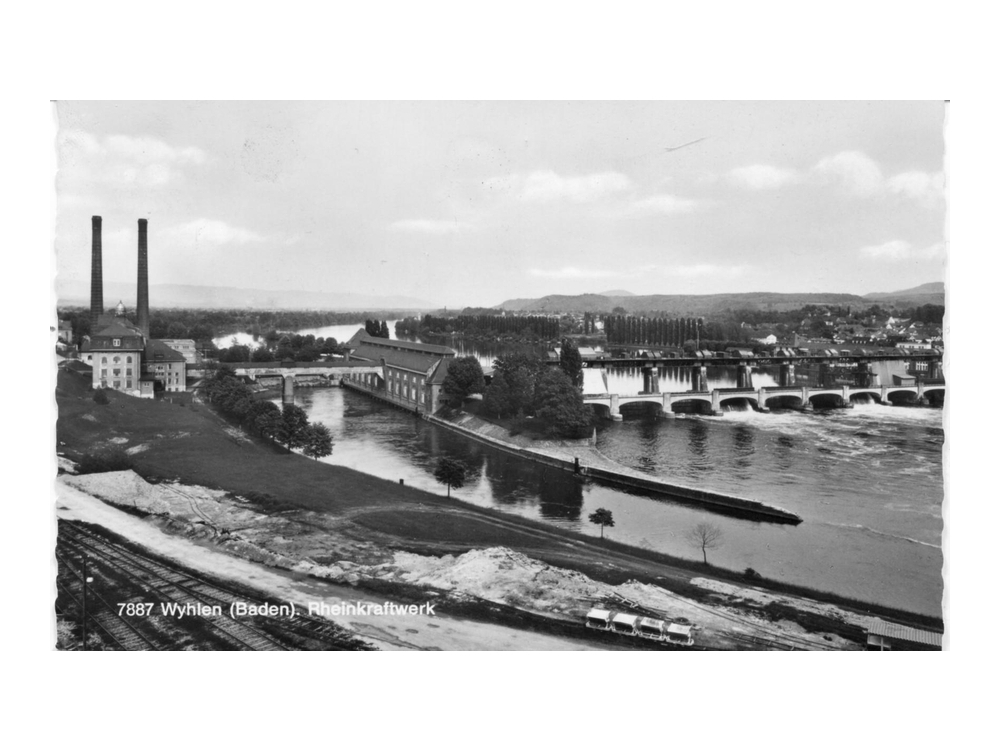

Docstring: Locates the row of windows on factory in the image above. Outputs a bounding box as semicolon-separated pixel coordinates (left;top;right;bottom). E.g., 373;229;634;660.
387;369;427;403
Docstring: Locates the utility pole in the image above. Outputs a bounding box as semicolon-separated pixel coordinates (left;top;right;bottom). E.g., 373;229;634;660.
81;557;90;650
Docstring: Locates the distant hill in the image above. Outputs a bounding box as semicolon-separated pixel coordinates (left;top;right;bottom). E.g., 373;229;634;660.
864;282;945;307
56;281;437;311
598;289;635;297
498;284;944;315
498;292;868;315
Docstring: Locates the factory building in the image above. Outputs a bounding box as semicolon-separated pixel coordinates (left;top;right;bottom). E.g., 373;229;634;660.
344;333;455;413
80;216;186;398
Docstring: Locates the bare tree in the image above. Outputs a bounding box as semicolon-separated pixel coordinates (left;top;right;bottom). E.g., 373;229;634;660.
685;522;723;565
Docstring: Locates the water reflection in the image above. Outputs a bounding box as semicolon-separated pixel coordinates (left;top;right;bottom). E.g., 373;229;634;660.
687;419;709;461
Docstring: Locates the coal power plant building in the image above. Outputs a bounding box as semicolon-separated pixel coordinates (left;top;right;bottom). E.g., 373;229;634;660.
81;217;187;397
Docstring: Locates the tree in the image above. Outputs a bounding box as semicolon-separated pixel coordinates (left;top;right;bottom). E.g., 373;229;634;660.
442;356;485;404
379;320;390;339
559;338;584;388
251;347;275;362
433;457;467;498
493;353;542;415
482;374;514;419
246;400;282;440
589;508;615;539
219;344;251;363
166;321;189;338
534;368;593;439
685;522;723;565
302;422;333;460
275;403;310;452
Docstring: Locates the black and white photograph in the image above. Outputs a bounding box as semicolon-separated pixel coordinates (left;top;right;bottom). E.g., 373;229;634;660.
50;100;948;653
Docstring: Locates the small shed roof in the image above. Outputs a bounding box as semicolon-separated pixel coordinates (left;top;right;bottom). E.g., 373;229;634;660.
865;618;942;647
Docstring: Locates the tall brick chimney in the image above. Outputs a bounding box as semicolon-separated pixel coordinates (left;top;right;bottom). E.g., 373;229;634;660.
137;218;149;337
90;215;103;332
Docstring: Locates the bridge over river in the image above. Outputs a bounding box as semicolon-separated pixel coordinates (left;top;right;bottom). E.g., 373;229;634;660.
584;382;945;419
228;361;381;401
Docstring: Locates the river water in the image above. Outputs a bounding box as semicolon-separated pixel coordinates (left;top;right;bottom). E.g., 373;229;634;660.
213;321;401;350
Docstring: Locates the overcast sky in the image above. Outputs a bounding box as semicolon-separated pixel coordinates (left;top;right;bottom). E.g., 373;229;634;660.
55;101;946;308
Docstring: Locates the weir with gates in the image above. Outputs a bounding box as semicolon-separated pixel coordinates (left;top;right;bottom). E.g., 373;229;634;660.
584;358;945;419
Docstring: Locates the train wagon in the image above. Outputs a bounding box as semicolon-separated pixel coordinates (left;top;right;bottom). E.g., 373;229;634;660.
611;613;640;635
665;623;694;646
637;617;667;641
585;609;697;646
585;608;613;631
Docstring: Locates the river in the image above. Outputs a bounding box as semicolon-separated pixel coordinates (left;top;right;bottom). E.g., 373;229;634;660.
213;321;402;350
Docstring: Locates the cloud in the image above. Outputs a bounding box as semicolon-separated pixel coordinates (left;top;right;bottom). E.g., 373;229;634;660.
388;219;473;234
519;170;632;202
727;164;800;190
58;129;208;188
814;151;885;196
886;170;945;205
166;219;264;247
624;193;699;215
528;266;628;280
813;151;943;205
858;240;946;261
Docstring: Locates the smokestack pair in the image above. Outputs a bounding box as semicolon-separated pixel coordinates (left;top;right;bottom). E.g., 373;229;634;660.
89;217;150;337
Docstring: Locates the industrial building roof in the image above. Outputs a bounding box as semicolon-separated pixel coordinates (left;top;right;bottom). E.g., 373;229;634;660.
350;332;456;357
351;343;442;375
427;357;453;385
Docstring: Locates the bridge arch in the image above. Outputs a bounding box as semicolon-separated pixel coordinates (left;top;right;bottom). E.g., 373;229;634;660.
923;387;945;406
886;390;919;406
668;398;714;416
617;400;664;419
809;392;847;409
765;394;805;410
585;402;612;419
719;395;759;412
849;390;883;405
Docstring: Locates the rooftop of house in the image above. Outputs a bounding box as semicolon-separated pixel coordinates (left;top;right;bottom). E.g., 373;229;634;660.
144;339;186;363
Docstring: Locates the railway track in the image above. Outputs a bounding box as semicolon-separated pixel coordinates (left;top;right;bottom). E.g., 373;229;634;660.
56;521;374;651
